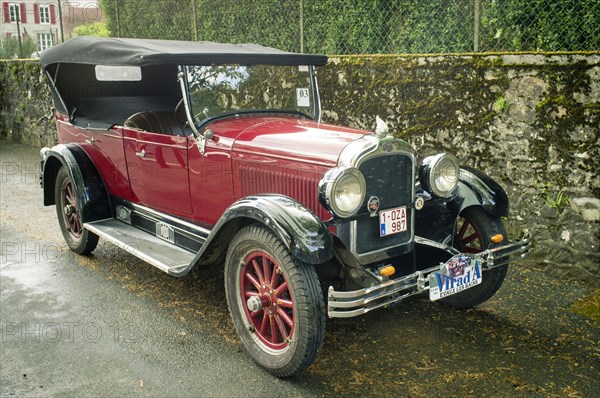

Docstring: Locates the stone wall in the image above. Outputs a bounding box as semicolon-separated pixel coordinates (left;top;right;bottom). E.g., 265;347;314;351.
0;60;56;147
317;53;599;283
1;54;598;283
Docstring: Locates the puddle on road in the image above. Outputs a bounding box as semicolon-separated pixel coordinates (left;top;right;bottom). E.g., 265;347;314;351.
0;238;79;292
0;222;85;321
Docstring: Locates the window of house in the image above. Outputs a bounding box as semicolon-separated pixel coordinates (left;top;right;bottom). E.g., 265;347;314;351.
38;33;52;51
8;3;20;22
39;5;50;24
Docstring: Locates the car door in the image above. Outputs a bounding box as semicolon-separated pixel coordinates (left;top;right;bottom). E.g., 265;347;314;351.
122;128;193;217
55;118;134;202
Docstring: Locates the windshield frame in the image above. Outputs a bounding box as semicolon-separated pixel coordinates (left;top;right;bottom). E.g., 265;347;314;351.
180;64;322;129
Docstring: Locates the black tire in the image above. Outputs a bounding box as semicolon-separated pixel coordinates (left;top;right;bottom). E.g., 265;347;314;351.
440;206;508;308
224;225;325;377
55;167;99;255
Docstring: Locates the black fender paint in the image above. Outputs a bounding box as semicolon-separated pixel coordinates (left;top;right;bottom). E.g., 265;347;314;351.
171;195;334;276
415;167;509;243
456;166;509;218
41;144;112;223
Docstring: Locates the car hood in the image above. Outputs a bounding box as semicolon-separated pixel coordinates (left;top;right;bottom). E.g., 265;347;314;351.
229;116;369;166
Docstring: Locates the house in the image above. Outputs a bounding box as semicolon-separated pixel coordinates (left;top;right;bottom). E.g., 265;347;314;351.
1;1;100;56
1;1;61;53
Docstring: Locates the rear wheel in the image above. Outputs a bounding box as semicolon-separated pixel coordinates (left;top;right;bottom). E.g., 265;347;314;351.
440;206;508;308
224;225;325;377
55;167;99;254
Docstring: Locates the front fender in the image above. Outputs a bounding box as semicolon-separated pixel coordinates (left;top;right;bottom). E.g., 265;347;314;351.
415;167;509;243
41;144;111;223
187;195;333;273
454;166;509;218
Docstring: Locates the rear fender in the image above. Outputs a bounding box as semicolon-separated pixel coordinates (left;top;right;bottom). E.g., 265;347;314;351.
41;144;111;222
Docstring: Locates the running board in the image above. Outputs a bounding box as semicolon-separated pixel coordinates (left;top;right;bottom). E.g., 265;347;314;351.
84;219;195;275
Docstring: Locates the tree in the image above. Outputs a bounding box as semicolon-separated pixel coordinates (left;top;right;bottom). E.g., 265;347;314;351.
99;0;195;40
73;22;111;37
0;37;38;59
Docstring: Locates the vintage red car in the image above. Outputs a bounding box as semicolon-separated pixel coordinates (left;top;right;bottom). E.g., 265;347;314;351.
39;37;530;377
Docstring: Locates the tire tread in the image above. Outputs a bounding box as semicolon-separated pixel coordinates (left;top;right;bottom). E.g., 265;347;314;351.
224;225;325;377
440;206;509;309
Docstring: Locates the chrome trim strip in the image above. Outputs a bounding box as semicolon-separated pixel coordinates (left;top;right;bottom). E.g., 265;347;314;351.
133;211;204;243
310;65;322;124
177;68;200;139
338;135;379;168
328;232;531;318
129;202;211;238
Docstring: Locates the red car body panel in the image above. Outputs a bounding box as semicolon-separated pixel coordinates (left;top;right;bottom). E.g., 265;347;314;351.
54;111;371;226
189;133;236;226
231;117;366;166
122;128;193;216
55;116;134;201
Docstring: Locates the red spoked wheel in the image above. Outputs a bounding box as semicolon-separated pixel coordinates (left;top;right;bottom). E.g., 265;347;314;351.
440;206;509;308
225;225;325;377
241;251;295;350
60;177;83;238
455;213;484;253
54;167;98;254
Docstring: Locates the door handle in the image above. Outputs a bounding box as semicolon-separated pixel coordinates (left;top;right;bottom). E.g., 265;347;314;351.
135;149;146;158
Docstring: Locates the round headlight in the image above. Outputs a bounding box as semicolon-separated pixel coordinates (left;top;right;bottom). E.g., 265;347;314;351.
319;168;366;218
419;153;460;197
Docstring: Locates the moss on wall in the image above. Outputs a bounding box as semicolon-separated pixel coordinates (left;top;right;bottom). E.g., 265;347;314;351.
0;60;55;147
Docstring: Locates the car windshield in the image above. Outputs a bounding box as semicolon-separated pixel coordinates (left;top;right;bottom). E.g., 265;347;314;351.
185;65;318;122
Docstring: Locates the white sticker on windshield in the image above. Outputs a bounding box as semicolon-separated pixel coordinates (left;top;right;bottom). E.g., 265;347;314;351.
296;88;310;108
299;65;309;72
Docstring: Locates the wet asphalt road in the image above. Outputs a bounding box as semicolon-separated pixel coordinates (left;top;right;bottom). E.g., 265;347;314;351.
1;141;599;397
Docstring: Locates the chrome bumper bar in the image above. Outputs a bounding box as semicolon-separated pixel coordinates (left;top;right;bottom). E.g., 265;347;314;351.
327;232;532;318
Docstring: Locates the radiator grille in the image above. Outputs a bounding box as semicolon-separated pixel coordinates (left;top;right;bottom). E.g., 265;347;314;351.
355;154;413;254
360;154;413;209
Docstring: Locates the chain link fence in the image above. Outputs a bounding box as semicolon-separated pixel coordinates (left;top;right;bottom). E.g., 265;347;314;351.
101;0;599;54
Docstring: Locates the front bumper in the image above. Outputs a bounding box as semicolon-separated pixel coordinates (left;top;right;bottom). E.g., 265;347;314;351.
327;232;532;318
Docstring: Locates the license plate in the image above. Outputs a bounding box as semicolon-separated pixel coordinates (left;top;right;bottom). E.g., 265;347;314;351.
379;206;407;237
429;255;482;301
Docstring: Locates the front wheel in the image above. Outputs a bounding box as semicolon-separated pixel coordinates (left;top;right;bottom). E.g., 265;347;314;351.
440;206;508;308
224;225;325;377
55;167;99;255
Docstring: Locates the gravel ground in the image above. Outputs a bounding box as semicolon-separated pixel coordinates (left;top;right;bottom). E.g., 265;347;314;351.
1;141;598;397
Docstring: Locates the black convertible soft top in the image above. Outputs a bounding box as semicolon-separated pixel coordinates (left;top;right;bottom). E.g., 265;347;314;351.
41;36;328;67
